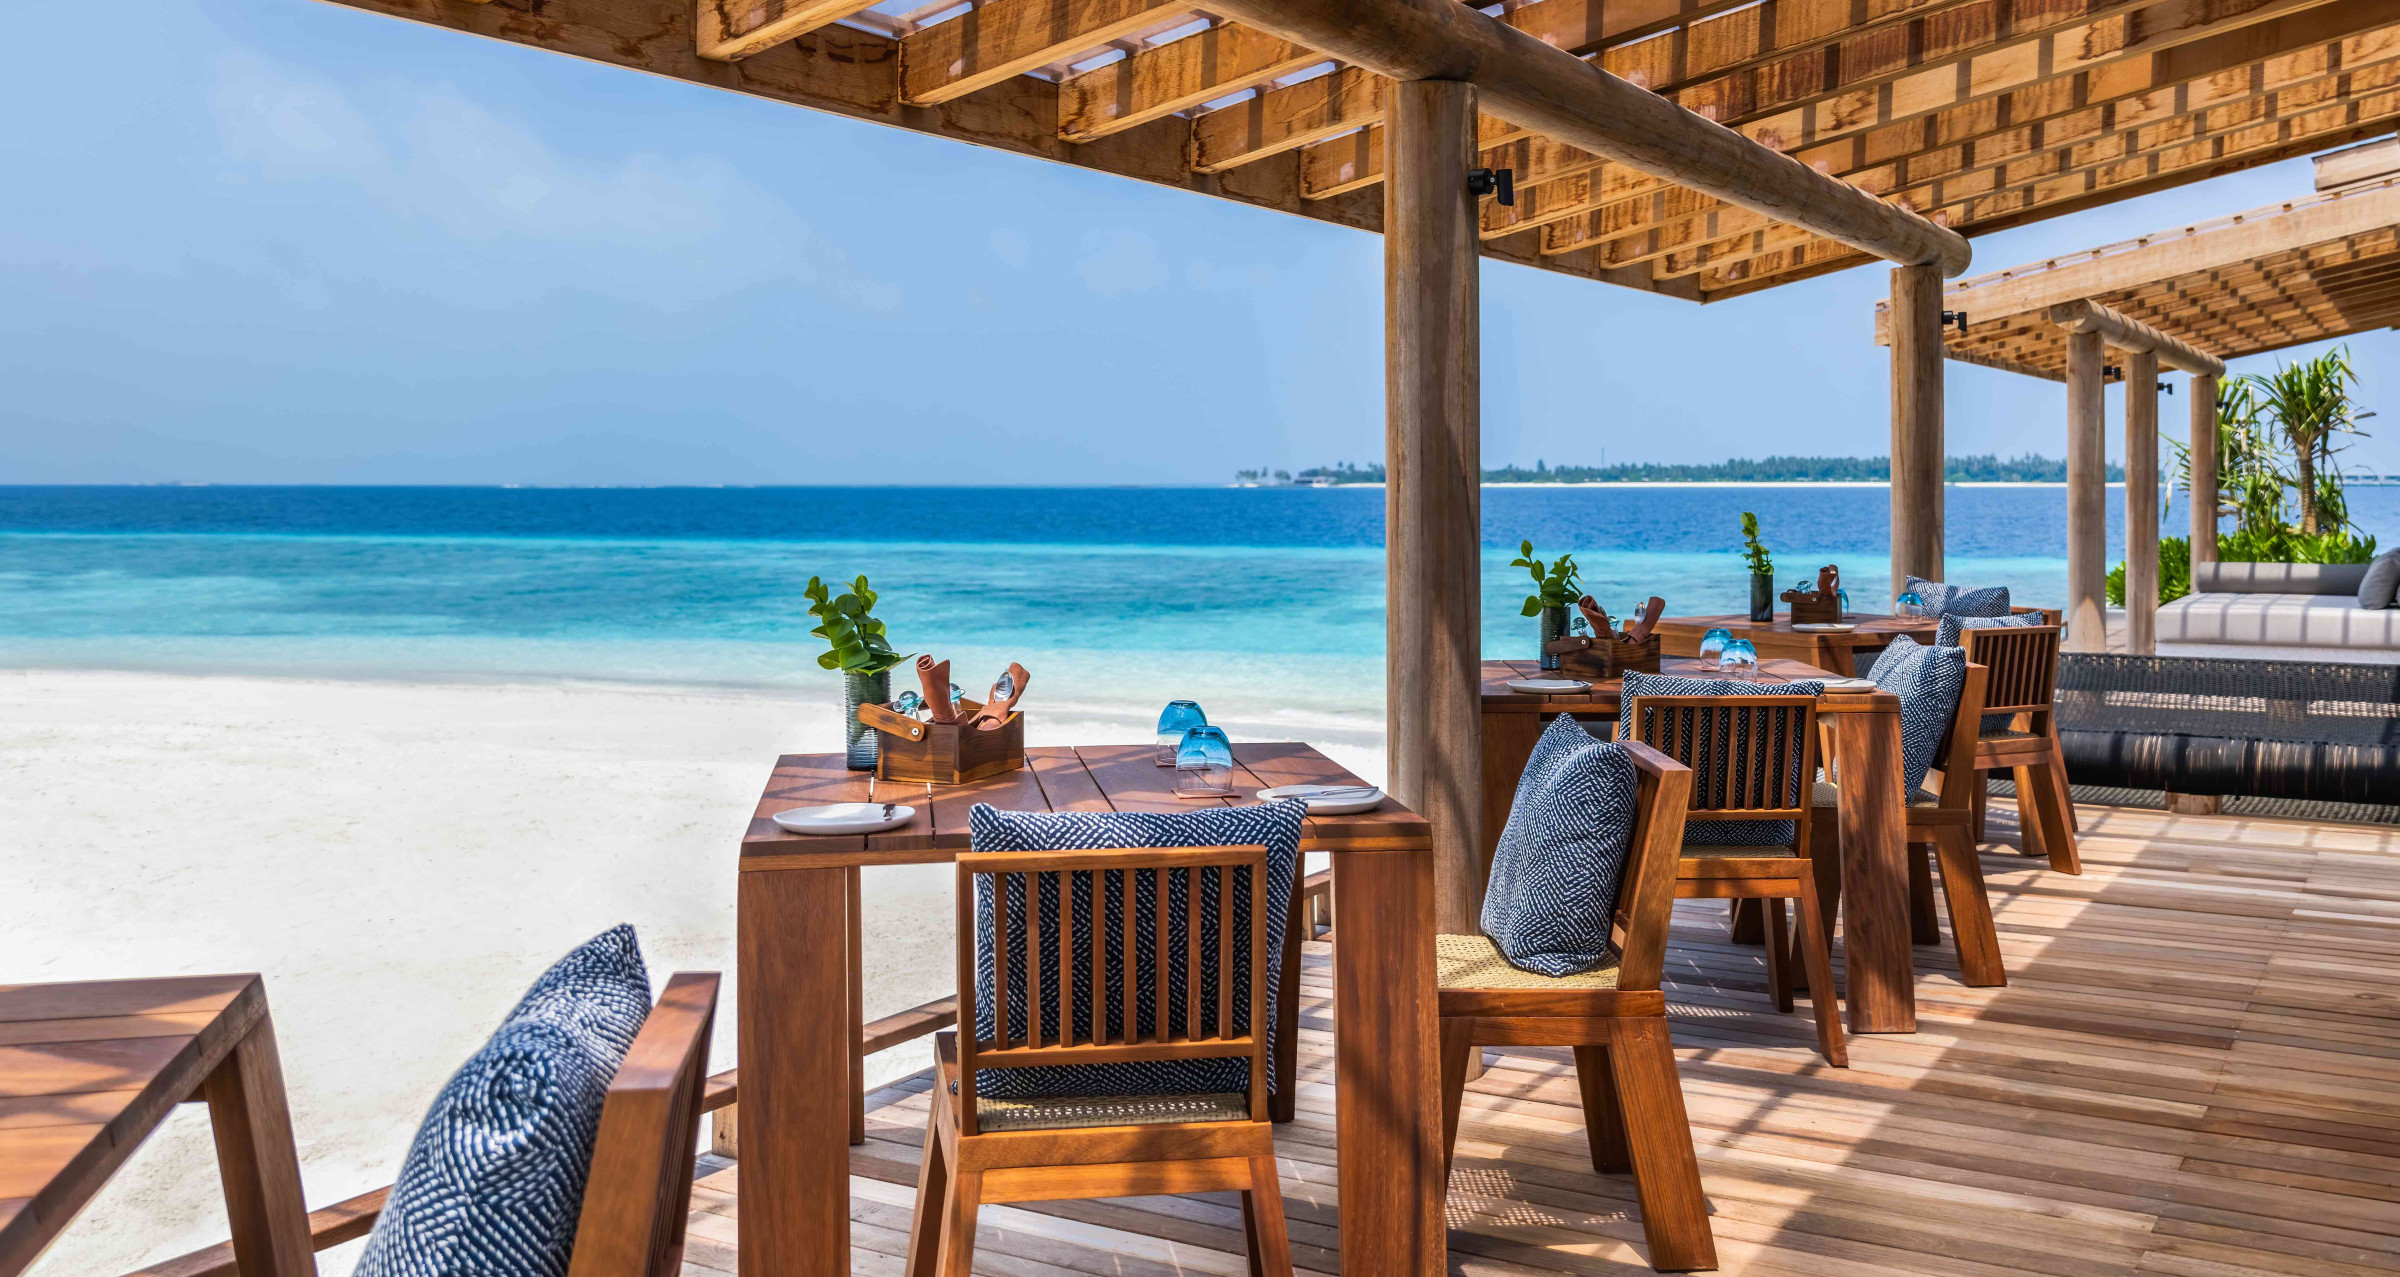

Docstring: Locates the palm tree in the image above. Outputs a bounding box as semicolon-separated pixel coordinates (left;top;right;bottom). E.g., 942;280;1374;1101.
2244;347;2372;535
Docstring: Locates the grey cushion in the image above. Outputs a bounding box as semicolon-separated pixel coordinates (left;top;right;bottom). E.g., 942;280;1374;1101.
357;925;653;1277
967;799;1303;1100
1935;610;2044;648
2193;561;2370;596
1905;575;2011;618
1865;636;1969;794
2158;594;2400;649
1479;713;1641;977
2360;550;2400;610
1617;670;1825;846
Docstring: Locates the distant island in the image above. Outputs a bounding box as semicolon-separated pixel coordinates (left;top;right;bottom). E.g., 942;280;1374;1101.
1234;453;2127;486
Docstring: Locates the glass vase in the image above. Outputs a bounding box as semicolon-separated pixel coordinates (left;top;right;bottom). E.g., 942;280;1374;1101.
1749;572;1775;623
844;669;890;772
1537;603;1569;670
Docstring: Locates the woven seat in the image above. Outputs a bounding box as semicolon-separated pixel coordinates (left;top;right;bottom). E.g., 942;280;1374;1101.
1681;843;1798;858
1813;780;1939;808
1436;933;1621;990
975;1091;1250;1133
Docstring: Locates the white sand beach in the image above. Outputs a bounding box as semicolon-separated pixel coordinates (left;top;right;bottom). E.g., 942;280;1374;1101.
2;668;1384;1276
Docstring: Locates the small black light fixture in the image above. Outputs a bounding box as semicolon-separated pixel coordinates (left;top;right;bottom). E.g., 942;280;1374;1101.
1940;309;1969;333
1467;167;1515;206
2160;380;2175;394
2104;364;2123;379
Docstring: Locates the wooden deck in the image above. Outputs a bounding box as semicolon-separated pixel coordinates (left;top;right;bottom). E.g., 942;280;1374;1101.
678;798;2400;1276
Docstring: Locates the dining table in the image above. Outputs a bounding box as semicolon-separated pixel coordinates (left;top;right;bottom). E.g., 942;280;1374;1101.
0;974;314;1277
1649;612;1937;673
1480;656;1920;1035
735;741;1444;1277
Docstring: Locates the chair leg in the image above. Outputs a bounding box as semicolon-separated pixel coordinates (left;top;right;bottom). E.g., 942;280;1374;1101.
1572;1044;1633;1173
904;1114;950;1277
1794;878;1847;1068
1728;897;1764;945
1907;842;1942;945
1273;881;1303;1123
2047;721;2080;832
2027;757;2082;876
1440;1016;1474;1171
1970;769;1989;844
1240;1155;1296;1277
936;1168;982;1277
1607;1018;1717;1272
2009;765;2049;859
1930;826;2006;988
1762;899;1793;1014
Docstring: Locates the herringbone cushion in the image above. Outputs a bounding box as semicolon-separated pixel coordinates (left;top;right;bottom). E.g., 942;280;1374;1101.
1618;671;1824;846
1866;636;1969;795
1905;575;2011;618
1479;714;1640;977
968;799;1304;1101
355;925;652;1277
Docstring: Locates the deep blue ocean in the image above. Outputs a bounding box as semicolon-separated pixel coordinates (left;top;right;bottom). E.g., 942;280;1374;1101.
4;485;2390;715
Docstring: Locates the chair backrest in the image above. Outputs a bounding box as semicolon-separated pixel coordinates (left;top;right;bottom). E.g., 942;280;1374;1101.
1607;741;1696;993
1923;662;1991;809
1964;624;2061;718
954;846;1268;1135
1620;693;1820;850
567;971;720;1277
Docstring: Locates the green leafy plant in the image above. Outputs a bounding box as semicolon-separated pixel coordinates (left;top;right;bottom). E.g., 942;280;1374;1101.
1510;540;1582;617
1738;512;1773;577
803;574;907;674
2250;346;2373;535
2107;536;2194;607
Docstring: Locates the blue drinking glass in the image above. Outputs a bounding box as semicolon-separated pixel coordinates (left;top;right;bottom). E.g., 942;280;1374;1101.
1894;590;1928;618
1720;638;1760;681
1157;700;1208;767
1175;724;1235;797
1836;587;1852;618
1699;627;1733;669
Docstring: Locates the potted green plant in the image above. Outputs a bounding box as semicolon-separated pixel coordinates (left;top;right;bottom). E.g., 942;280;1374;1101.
1739;512;1775;622
1511;540;1583;670
805;574;909;771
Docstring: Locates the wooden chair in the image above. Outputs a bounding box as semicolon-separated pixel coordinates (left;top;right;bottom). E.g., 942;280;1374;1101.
910;846;1292;1277
1959;624;2082;875
1437;741;1718;1273
1812;662;2006;988
1625;693;1847;1067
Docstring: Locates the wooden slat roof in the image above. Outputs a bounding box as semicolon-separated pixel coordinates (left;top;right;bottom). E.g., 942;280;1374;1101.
1872;169;2400;380
328;0;2400;301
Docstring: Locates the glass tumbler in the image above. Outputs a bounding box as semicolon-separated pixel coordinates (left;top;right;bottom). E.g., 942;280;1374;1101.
1157;700;1208;766
1720;639;1760;681
1174;725;1236;798
1698;627;1733;669
1894;590;1928;618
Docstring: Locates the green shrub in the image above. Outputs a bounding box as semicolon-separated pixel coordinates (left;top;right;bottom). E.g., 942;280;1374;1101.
2108;530;2377;605
2107;536;2193;606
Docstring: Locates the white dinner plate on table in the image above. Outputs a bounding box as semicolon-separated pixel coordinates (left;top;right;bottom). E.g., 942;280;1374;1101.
1817;677;1878;693
1256;784;1386;815
772;803;915;835
1506;678;1592;695
1791;622;1858;632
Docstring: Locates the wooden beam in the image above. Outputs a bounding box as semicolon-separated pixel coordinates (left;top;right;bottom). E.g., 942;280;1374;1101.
1056;22;1322;141
1891;263;1946;597
1382;79;1485;939
2064;330;2110;654
898;0;1179;106
2047;299;2228;375
2190;371;2220;577
2124;346;2161;655
1199;0;1970;272
697;0;886;61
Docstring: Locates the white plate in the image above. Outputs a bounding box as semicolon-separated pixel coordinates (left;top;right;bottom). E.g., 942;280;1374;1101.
772;803;916;835
1791;622;1858;632
1506;678;1592;695
1256;784;1386;815
1817;677;1878;693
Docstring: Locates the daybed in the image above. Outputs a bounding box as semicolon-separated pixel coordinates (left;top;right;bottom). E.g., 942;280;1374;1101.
2159;561;2400;660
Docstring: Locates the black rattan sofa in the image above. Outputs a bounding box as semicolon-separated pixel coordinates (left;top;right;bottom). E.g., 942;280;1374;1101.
2055;654;2400;805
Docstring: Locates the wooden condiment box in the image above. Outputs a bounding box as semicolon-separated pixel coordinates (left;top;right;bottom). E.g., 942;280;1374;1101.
1784;593;1842;624
1556;634;1662;680
856;698;1026;785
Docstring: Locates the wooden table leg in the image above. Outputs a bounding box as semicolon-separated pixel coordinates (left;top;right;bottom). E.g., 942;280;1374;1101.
849;865;867;1146
203;1008;317;1277
740;865;853;1277
1833;706;1916;1033
1330;848;1443;1276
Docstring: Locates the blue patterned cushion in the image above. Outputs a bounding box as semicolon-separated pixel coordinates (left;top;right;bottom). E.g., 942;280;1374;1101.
1480;714;1640;977
357;925;652;1277
1617;671;1825;846
1866;636;1970;794
1935;610;2044;648
968;800;1304;1101
1904;575;2010;618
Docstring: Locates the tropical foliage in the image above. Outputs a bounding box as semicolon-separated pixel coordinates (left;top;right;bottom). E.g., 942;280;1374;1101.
803;574;907;674
1511;540;1583;616
1739;512;1773;577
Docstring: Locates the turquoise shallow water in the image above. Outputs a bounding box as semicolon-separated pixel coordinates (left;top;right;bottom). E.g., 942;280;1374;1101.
3;484;2389;721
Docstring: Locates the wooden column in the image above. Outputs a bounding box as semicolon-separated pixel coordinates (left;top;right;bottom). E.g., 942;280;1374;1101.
2064;330;2109;653
1889;263;1945;595
2123;349;2160;654
1385;79;1485;936
2189;371;2220;581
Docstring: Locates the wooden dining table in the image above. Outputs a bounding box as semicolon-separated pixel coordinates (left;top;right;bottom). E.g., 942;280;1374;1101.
1480;656;1920;1035
736;741;1444;1277
0;975;314;1277
1650;612;1937;673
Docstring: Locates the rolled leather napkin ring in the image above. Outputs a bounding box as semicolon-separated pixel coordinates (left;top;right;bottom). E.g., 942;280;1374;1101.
917;656;956;723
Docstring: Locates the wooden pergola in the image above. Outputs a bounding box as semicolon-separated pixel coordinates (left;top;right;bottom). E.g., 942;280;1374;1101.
1874;140;2400;654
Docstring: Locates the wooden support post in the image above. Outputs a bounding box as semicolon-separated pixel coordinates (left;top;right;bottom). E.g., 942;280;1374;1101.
1385;79;1485;936
2190;372;2220;581
2064;330;2109;654
1889;263;1945;595
2124;349;2160;655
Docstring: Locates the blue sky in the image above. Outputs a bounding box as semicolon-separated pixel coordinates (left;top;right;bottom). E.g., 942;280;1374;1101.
1;0;2393;485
